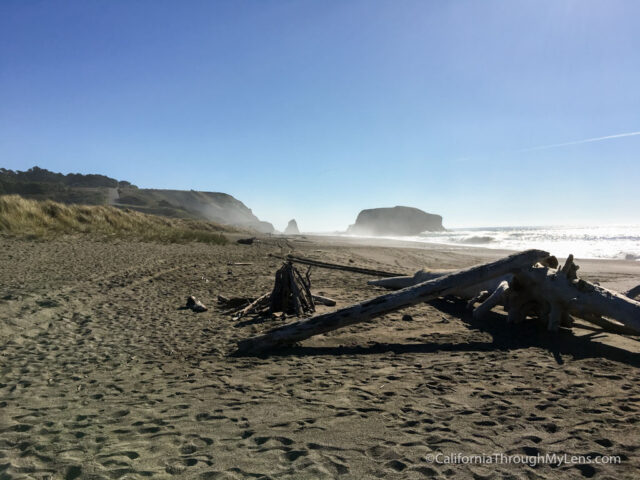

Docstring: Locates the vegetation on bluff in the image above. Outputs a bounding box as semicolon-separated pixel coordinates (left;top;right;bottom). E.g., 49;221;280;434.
0;195;230;245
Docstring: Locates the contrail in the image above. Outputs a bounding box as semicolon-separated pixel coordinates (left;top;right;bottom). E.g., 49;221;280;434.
522;130;640;152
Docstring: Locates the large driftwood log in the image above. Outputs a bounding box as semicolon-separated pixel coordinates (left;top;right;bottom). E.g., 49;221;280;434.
369;270;513;300
575;315;640;336
511;256;640;332
370;257;559;298
368;270;451;289
235;249;549;354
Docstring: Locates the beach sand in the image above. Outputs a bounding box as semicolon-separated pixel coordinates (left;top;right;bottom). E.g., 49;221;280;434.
1;234;639;479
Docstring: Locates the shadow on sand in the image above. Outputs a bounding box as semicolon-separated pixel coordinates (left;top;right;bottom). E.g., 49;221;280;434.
239;298;640;367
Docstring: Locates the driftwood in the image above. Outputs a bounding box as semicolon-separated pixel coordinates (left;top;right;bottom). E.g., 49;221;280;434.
237;237;256;245
233;293;270;320
272;254;404;278
471;255;640;335
236;249;549;353
574;315;640;336
625;284;640;300
508;255;640;332
368;270;450;289
218;295;254;309
236;250;639;354
312;294;337;306
369;269;513;300
370;257;559;299
471;280;509;320
270;262;315;316
230;262;315;320
186;296;207;312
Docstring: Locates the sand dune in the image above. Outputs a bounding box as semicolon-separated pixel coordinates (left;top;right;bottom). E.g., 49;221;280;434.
1;235;639;479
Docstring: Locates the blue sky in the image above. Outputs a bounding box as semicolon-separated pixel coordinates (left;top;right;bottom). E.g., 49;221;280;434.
1;1;639;231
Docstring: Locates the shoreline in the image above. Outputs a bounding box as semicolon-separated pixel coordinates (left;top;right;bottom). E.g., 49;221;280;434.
277;233;640;293
292;228;640;263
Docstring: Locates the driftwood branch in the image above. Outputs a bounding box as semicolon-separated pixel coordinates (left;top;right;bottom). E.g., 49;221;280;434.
271;254;405;278
236;249;549;354
233;293;270;320
472;280;510;320
312;294;337;306
368;270;449;289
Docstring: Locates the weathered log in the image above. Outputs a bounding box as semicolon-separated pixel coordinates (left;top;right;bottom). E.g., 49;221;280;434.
312;294;337;306
235;249;549;354
575;315;640;336
275;254;404;278
625;284;640;300
369;269;513;301
368;270;449;289
369;258;558;292
513;262;640;333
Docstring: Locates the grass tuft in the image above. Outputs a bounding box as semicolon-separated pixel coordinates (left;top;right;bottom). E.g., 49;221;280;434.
0;195;229;245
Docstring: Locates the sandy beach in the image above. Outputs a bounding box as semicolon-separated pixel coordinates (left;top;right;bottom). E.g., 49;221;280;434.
1;234;639;479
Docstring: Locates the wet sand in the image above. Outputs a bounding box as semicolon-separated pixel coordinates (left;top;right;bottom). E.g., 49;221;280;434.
1;234;639;479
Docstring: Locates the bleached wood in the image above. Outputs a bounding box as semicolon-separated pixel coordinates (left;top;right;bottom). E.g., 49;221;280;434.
368;270;449;289
312;294;337;306
466;290;490;310
369;269;513;300
514;267;640;333
236;249;549;354
472;281;509;320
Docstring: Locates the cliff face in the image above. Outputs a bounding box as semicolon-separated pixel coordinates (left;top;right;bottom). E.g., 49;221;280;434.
121;189;275;233
284;219;300;235
0;167;275;234
347;206;444;236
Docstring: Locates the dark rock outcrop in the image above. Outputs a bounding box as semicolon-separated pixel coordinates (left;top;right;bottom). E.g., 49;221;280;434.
347;206;444;236
284;219;300;235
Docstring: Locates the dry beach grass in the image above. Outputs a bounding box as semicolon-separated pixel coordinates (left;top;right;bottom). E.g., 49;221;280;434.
0;233;639;479
0;195;230;245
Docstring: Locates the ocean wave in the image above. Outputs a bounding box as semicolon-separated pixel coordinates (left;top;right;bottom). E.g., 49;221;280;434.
458;236;495;244
408;225;640;260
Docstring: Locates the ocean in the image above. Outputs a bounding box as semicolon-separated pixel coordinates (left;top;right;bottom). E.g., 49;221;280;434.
346;225;640;261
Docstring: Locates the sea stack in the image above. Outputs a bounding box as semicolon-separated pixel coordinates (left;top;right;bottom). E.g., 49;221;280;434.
347;206;444;236
284;219;300;235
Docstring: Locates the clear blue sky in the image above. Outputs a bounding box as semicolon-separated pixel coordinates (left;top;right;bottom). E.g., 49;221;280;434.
1;1;639;231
